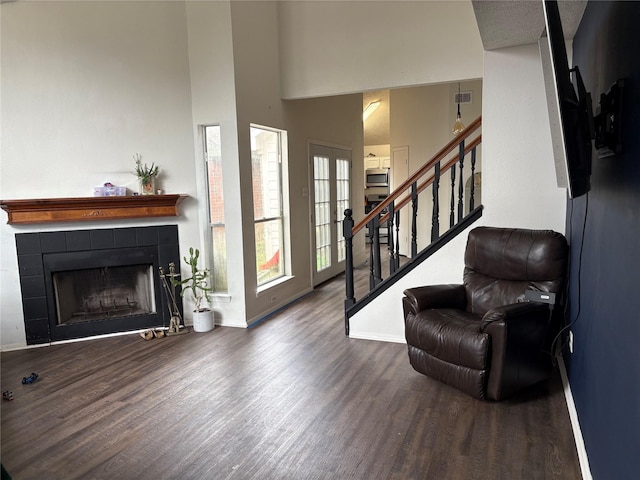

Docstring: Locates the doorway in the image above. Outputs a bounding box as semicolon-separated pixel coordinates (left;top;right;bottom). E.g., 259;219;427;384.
310;144;352;286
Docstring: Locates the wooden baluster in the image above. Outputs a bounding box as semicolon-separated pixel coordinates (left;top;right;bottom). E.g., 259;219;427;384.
431;161;440;242
450;164;456;228
457;140;465;223
411;182;418;258
342;209;354;335
470;147;477;211
371;215;382;288
387;201;395;274
368;218;375;290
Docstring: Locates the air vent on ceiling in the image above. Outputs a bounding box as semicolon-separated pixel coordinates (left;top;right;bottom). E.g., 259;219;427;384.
454;91;473;104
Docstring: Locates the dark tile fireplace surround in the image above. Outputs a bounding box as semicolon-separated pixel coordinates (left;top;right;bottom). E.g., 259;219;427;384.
16;225;183;345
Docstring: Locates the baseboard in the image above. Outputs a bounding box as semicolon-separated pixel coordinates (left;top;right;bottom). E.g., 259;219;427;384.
558;357;592;480
217;320;249;328
348;331;406;344
0;342;50;353
0;329;149;352
247;287;314;328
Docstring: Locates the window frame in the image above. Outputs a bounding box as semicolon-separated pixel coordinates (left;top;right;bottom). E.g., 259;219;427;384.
250;124;289;288
202;124;228;293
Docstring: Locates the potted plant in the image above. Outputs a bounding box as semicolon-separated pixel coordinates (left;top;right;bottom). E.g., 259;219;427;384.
133;153;159;195
172;247;214;332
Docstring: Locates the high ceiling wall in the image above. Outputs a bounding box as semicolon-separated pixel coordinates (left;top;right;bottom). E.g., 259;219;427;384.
278;1;483;99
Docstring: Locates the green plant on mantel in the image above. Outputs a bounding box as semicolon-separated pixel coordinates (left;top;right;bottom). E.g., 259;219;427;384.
133;153;159;187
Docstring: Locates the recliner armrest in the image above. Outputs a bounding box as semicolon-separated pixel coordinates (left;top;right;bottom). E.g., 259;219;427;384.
480;302;554;400
402;284;467;317
481;301;550;326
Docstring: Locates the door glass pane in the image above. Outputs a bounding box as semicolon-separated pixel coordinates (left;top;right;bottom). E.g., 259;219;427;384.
336;158;350;263
314;155;331;272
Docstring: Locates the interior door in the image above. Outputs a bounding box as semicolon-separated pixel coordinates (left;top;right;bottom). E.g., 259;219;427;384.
310;144;352;286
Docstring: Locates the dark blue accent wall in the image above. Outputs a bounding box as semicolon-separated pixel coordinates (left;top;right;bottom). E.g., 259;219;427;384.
567;2;640;479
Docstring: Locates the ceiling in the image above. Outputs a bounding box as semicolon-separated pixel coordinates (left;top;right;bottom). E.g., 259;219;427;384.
472;0;587;50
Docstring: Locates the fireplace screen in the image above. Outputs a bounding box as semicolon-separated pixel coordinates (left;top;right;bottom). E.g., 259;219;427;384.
52;264;156;325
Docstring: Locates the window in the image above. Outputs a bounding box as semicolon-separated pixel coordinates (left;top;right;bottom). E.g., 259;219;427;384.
251;125;286;286
204;125;228;291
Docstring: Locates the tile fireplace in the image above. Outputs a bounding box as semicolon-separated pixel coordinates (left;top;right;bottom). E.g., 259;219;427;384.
16;225;183;344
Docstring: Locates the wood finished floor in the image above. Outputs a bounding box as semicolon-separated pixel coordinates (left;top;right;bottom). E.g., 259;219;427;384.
1;271;581;479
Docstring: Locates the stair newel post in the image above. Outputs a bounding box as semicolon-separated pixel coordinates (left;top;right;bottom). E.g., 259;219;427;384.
450;164;456;228
343;208;355;334
394;210;401;271
411;182;418;258
431;161;441;242
470;147;477;210
457;140;465;222
387;200;396;274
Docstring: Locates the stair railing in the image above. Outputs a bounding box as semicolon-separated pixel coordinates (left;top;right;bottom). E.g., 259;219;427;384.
343;116;482;333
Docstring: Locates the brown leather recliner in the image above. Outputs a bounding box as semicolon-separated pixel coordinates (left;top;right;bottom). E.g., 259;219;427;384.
402;227;568;401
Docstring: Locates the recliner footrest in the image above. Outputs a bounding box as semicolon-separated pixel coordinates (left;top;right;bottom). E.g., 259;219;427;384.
405;309;490;370
407;345;488;399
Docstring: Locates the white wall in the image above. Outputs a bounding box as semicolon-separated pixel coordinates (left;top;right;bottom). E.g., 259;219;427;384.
0;1;199;349
230;0;306;324
481;44;567;230
185;0;247;327
391;84;451;177
349;44;567;342
278;0;484;99
228;1;371;323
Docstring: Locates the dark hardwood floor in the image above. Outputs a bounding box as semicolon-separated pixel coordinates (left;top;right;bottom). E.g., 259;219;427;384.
1;271;581;479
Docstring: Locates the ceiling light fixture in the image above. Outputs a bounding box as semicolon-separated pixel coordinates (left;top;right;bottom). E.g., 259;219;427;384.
363;101;380;121
452;83;465;135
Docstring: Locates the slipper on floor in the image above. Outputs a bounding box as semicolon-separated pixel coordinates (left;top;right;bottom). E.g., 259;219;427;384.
140;330;154;341
22;373;38;385
153;329;166;338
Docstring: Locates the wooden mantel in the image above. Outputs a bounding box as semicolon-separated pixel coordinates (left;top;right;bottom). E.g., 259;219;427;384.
0;194;188;225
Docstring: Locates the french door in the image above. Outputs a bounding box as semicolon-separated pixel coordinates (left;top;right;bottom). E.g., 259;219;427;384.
310;144;352;286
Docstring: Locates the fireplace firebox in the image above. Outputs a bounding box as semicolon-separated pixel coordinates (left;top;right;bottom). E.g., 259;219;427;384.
16;225;183;344
52;264;156;325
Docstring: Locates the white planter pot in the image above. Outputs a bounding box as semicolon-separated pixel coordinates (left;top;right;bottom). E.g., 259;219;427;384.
192;309;214;332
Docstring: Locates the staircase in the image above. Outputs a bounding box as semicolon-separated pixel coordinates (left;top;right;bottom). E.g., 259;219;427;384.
343;116;483;335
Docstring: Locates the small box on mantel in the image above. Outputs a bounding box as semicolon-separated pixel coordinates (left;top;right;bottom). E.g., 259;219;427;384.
93;184;126;197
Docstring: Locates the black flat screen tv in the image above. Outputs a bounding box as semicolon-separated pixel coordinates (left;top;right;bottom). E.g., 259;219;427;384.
539;0;593;199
